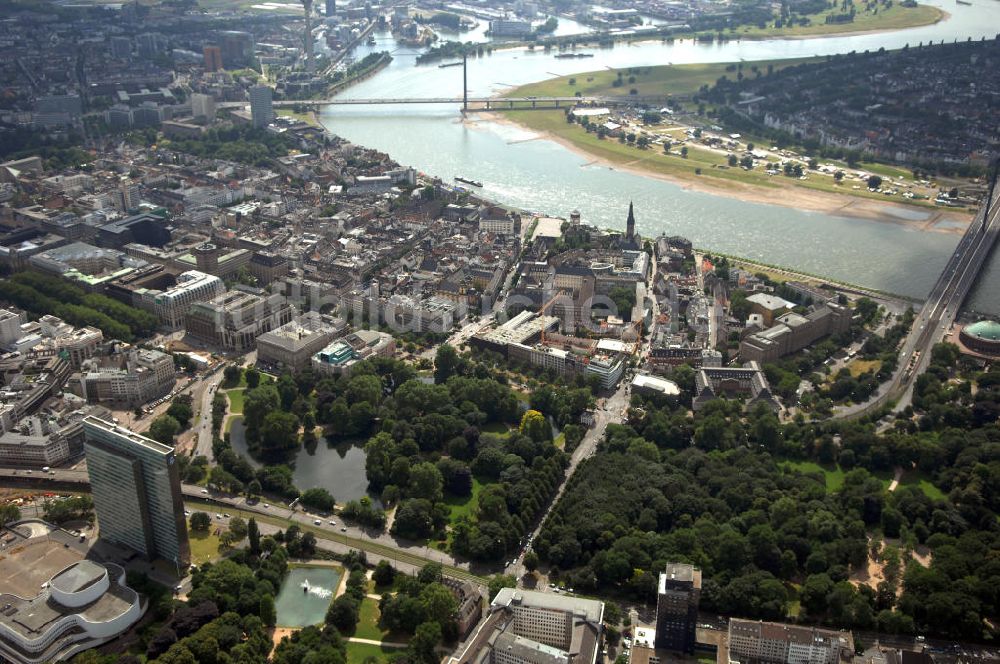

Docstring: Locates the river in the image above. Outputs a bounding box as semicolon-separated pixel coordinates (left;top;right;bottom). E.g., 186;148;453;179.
319;0;1000;312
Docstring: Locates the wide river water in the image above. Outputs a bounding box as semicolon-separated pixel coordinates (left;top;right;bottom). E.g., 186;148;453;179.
319;0;1000;311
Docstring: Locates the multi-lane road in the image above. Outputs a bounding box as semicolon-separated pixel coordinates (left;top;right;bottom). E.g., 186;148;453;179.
836;178;1000;420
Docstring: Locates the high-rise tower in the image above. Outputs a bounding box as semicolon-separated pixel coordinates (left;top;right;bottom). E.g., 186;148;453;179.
654;562;701;654
83;416;190;567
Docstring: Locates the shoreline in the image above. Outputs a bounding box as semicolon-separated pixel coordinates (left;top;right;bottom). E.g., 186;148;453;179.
415;4;946;63
472;111;971;234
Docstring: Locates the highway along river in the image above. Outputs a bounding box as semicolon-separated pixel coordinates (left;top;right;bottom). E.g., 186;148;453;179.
319;0;1000;311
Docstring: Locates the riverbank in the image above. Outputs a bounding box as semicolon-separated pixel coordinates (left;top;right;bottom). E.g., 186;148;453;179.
475;111;971;234
417;2;944;62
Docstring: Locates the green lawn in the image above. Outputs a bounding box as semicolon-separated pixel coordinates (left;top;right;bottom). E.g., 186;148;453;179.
512;57;823;99
898;471;948;501
733;2;942;38
188;529;222;565
227;388;245;414
354;598;390;641
445;477;486;522
346;642;405;664
779;460;846;493
480;422;512;437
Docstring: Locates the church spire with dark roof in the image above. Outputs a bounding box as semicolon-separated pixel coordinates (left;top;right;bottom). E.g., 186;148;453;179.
626;201;636;241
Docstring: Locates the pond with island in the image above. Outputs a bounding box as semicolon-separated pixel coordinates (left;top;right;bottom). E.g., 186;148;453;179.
228;417;383;507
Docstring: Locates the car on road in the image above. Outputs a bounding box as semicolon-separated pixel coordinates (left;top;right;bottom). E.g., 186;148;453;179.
328;520;336;526
223;513;230;518
263;503;270;509
340;527;347;532
314;519;322;525
215;514;222;519
201;489;209;494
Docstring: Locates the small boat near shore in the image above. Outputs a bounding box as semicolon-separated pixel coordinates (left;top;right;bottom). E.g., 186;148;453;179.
439;61;463;68
455;176;483;187
554;53;594;59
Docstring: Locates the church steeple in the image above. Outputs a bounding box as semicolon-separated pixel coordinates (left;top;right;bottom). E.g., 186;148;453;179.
625;201;636;241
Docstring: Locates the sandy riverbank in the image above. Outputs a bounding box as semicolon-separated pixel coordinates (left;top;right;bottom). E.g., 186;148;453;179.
470;112;971;234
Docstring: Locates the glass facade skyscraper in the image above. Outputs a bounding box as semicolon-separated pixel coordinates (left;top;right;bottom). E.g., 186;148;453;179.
83;416;190;567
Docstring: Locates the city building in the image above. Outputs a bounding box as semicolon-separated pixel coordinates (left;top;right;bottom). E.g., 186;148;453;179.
312;330;395;376
190;93;216;122
0;418;81;467
256;312;344;372
654;563;701;655
95;213;171;250
585;354;625;390
203;44;223;71
249;85;274;129
727;618;853;664
0;309;26;347
740;303;852;363
745;293;795;326
70;349;175;406
184;289;294;351
472;311;559;356
693;362;779;412
958;319;1000;357
630;373;681;398
82;416;191;566
456;588;603;664
325;0;335;14
488;19;532;37
442;577;484;639
0;524;142;664
28;242;145;293
152;270;225;329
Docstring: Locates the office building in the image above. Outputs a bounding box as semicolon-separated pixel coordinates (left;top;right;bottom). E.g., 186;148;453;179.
219;30;255;66
249;85;274;128
82;416;190;566
654;563;701;654
152;270;225;329
71;349;175;406
456;588;603;664
312;330;395;376
488;19;532;37
727;618;852;664
203;44;223;71
256;312;343;372
740;303;852;363
110;36;131;59
0;309;26;347
190;92;216;122
693;361;779;412
185;289;294;351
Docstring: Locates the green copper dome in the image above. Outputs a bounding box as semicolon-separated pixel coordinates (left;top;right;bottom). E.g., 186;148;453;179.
964;320;1000;341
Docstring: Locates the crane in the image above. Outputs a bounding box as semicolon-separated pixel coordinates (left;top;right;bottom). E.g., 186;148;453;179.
539;289;565;346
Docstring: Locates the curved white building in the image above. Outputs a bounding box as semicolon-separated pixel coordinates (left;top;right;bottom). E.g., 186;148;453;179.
0;536;143;664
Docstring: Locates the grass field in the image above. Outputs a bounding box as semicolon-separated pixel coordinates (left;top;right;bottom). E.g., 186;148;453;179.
898;471;948;501
445;477;486;522
480;422;513;436
779;460;846;493
847;359;882;378
346;642;405;664
511;57;822;99
277;108;319;127
354;598;390;641
227;388;246;414
732;3;942;38
188;529;222;565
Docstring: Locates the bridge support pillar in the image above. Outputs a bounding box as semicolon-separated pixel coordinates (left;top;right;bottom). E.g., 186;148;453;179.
508;101;513;109
532;100;536;108
462;54;468;114
555;100;560;108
